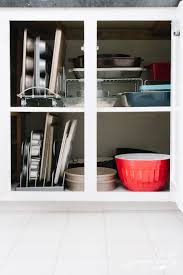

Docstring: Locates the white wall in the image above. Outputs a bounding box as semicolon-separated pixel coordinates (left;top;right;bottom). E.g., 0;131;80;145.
98;40;171;65
97;112;170;157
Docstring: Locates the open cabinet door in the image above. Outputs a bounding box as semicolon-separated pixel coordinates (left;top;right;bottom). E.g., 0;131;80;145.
174;2;183;211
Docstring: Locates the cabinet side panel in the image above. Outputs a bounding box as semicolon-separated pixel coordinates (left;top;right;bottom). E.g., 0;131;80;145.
0;17;11;192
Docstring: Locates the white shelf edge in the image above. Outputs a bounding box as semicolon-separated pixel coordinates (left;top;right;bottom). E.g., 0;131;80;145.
70;67;146;72
0;190;174;202
10;107;85;113
97;107;172;112
10;107;171;113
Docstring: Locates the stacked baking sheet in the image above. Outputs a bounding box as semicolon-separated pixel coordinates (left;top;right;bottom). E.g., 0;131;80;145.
18;113;78;190
54;119;78;186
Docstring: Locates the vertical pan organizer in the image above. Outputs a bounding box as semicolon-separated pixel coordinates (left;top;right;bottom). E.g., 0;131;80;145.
16;113;78;191
17;28;65;107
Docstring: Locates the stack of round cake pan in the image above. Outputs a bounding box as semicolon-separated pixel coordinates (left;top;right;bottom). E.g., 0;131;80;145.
65;167;84;191
97;167;117;191
65;167;117;191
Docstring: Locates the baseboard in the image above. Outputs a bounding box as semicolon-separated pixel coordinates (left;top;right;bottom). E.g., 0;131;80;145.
0;201;178;212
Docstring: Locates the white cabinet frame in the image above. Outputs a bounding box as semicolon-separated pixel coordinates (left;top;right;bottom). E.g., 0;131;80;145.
0;7;180;203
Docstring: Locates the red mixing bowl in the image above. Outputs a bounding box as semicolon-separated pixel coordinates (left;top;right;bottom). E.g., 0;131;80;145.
115;153;170;192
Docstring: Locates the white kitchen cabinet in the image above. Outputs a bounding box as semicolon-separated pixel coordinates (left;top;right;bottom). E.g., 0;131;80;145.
0;4;183;209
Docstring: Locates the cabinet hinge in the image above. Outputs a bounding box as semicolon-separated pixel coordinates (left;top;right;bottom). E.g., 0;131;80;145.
173;30;180;37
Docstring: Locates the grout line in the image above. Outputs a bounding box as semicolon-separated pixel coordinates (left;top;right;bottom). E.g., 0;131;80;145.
140;212;158;262
103;211;111;275
140;212;166;275
0;212;33;272
174;210;183;225
51;211;69;275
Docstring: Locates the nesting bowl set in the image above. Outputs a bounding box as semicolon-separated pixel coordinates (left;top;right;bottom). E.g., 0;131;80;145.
64;167;117;192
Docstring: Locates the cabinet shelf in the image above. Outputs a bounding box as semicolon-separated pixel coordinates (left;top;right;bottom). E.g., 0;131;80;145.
69;67;146;79
10;107;84;113
97;107;171;112
1;190;172;202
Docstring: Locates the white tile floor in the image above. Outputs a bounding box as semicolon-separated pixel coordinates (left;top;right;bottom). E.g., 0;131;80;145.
0;210;182;275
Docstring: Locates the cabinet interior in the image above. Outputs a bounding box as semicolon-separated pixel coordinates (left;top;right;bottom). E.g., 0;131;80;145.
97;21;171;103
96;20;171;193
11;112;84;191
10;19;172;195
97;112;170;157
10;21;84;107
97;112;170;192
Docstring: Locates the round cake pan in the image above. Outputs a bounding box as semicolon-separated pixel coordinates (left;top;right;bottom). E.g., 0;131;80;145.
65;178;84;192
97;177;116;184
97;180;116;192
65;167;84;182
65;176;84;184
97;167;117;181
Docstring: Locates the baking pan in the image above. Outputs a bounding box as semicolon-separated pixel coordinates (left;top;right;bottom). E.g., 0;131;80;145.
69;54;142;68
97;179;116;192
144;80;170;85
70;54;130;68
98;56;142;68
97;167;117;191
140;84;171;92
65;167;84;182
65;178;84;191
54;120;71;185
97;167;117;181
115;92;170;107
